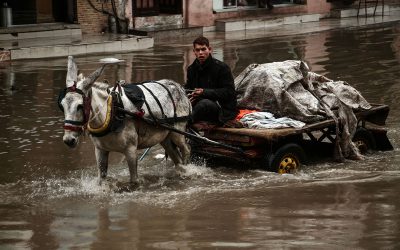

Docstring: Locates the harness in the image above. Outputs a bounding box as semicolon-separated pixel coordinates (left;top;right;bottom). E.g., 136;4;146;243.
87;82;144;137
58;80;191;137
140;81;190;125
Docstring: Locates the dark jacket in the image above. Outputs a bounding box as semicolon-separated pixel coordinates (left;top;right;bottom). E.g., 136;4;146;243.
185;56;238;123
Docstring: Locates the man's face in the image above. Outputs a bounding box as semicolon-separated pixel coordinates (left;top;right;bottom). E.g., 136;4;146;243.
193;44;211;64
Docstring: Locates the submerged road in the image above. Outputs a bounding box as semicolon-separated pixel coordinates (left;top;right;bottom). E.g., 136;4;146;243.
0;21;400;249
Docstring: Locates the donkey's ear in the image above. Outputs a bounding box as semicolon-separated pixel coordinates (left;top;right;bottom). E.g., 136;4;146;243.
77;73;84;81
82;64;107;90
66;56;78;87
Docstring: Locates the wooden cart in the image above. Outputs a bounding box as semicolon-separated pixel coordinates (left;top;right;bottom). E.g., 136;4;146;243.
189;104;393;174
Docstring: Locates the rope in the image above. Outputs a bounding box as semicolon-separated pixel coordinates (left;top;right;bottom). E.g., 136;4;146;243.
141;83;166;121
152;81;178;122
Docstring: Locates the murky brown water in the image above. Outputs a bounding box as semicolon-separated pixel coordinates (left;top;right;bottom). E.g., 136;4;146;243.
1;22;400;249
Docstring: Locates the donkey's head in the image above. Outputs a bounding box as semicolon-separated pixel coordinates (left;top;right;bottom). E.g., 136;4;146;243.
59;56;106;148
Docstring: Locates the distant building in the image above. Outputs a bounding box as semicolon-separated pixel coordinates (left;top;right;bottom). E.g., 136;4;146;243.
2;0;390;35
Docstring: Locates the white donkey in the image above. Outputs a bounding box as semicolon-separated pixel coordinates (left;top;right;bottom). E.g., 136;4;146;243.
59;56;191;187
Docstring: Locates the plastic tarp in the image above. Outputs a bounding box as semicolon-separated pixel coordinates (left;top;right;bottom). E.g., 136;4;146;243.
235;60;371;160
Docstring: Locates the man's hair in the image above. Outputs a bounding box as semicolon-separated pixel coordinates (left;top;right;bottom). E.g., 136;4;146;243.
193;36;210;47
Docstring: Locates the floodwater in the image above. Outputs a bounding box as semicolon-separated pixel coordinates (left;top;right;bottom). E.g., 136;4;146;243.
1;22;400;249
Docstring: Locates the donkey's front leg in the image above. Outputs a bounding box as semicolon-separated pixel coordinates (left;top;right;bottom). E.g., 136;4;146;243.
125;146;139;187
95;147;109;185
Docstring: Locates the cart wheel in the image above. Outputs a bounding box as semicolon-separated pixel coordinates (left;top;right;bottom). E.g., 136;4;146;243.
267;143;306;174
352;127;376;154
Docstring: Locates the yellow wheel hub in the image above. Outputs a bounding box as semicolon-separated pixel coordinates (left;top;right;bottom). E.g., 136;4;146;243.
277;155;298;174
354;140;368;153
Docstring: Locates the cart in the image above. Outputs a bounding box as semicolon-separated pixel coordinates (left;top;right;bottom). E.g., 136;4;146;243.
189;104;393;174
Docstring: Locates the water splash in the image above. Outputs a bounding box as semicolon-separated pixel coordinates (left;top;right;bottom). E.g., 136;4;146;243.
3;153;398;209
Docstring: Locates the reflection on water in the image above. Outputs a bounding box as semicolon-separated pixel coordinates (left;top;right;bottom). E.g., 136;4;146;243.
0;22;400;249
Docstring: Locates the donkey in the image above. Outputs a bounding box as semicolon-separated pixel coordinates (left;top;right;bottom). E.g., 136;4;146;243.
59;56;191;187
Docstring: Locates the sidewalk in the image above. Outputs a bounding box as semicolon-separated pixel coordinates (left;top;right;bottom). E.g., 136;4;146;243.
209;10;400;43
0;5;399;62
0;31;153;61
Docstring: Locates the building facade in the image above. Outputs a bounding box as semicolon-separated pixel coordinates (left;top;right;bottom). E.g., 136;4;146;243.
1;0;368;34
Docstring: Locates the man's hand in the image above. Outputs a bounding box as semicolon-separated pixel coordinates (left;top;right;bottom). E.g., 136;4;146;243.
188;88;203;104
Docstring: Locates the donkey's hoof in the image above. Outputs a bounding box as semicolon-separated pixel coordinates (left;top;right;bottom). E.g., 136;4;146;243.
114;181;139;193
128;181;140;190
98;176;118;187
176;165;187;174
165;167;186;179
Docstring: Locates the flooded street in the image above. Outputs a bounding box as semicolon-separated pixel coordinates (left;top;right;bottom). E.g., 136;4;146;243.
1;22;400;249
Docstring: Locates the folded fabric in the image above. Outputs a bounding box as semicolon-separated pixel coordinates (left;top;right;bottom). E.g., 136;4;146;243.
240;111;305;129
235;109;258;120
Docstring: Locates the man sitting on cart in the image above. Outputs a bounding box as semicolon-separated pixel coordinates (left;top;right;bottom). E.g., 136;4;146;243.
185;36;240;129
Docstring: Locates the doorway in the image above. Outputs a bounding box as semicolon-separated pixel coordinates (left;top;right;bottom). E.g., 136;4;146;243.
52;0;77;23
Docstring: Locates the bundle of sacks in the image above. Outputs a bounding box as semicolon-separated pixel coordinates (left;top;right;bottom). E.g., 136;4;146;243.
234;60;371;161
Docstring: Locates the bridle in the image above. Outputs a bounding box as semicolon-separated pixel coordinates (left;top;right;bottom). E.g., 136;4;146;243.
58;82;91;134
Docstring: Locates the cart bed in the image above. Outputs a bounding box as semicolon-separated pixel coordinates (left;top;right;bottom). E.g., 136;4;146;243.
190;104;392;171
207;104;389;141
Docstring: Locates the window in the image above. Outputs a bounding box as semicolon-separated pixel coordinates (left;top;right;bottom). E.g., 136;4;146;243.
223;0;237;8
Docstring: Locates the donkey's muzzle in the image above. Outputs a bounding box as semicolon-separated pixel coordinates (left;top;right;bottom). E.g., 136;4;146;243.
64;138;77;148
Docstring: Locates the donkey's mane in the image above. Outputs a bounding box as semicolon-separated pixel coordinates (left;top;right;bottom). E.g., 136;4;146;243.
92;81;110;91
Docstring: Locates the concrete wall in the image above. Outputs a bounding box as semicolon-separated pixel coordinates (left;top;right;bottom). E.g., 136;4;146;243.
306;0;332;16
185;0;215;27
